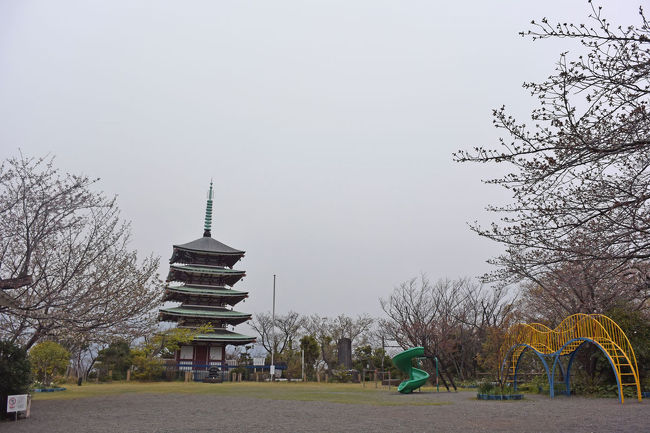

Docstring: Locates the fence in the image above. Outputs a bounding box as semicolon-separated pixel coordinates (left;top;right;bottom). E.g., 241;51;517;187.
158;361;287;382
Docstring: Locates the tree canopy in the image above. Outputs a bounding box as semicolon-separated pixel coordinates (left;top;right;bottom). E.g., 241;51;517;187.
454;3;650;314
29;340;69;386
0;154;161;349
379;275;513;389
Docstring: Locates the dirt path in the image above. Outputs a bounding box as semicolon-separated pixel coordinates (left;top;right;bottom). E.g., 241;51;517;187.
5;391;648;432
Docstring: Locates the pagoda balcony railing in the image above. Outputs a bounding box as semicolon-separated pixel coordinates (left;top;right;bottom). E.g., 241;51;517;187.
174;364;285;382
177;362;228;371
176;362;288;371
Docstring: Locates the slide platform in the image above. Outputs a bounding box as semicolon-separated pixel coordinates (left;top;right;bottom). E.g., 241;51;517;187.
391;346;430;394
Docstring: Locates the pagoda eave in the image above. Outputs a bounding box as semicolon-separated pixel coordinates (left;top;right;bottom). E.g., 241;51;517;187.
172;236;245;256
164;285;248;297
170;247;244;268
166;265;245;286
163;292;248;306
163;285;248;305
159;307;252;326
192;331;256;345
172;246;244;256
159;314;251;327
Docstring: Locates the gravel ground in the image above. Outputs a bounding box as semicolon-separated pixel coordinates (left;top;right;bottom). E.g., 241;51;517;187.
5;391;648;433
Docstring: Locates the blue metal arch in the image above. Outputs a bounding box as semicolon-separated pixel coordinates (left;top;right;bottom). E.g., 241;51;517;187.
550;338;623;403
504;344;552;391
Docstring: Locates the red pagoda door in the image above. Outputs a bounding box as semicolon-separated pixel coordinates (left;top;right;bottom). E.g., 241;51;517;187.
194;346;208;369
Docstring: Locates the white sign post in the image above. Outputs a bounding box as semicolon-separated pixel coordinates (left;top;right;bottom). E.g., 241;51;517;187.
7;394;28;420
269;365;275;377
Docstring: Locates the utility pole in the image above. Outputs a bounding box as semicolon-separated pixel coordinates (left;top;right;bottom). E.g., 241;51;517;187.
270;274;276;381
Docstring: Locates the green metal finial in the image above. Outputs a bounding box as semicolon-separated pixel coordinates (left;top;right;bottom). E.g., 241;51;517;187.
203;180;213;237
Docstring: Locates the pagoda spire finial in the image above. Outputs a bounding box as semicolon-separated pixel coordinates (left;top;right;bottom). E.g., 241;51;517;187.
203;180;213;237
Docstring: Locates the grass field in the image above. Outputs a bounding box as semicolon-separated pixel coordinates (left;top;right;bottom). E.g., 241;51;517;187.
31;381;452;406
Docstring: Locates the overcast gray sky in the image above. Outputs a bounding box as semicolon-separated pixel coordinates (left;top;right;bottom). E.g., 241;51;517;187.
0;1;640;333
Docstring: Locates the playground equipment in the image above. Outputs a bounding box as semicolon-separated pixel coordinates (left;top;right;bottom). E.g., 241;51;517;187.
392;347;430;394
500;313;641;403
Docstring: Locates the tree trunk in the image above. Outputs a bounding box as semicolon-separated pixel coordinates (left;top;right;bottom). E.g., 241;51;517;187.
23;329;42;351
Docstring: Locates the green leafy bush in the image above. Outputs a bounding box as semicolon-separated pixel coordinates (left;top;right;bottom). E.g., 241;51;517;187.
456;380;478;389
572;382;618;397
130;349;164;381
0;340;31;420
478;381;494;394
478;381;517;395
300;335;320;381
606;308;650;384
231;366;247;379
331;368;352;383
29;341;70;386
96;340;132;380
521;375;549;394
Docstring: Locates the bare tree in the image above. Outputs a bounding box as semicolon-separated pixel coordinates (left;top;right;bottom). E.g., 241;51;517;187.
250;311;305;355
303;315;336;375
327;314;374;346
249;312;274;354
380;275;513;387
275;311;305;352
379;276;450;388
518;259;650;325
454;3;650;311
0;154;161;350
300;313;375;375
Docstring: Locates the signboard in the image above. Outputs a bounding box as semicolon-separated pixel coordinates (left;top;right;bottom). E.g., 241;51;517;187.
253;357;265;366
269;365;275;376
7;395;28;413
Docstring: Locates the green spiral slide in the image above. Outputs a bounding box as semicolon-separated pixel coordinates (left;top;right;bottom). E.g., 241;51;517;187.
391;346;430;394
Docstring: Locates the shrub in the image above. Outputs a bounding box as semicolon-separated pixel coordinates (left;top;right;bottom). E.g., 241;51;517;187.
478;381;517;395
331;368;352;383
231;366;247;379
643;376;650;391
456;380;478;389
478;381;494;394
96;340;132;380
0;340;31;420
523;375;549;394
130;349;164;381
300;335;319;381
29;341;70;386
606;308;650;383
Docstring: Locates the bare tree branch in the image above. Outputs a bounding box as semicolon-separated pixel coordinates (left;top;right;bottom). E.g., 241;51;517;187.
0;154;161;350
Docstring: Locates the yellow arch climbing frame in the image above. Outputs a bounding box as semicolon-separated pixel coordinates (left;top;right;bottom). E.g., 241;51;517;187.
500;313;642;403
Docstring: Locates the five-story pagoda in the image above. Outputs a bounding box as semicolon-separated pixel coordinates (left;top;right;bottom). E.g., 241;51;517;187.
159;182;255;372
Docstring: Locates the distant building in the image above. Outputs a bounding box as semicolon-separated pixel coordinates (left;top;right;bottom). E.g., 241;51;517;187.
159;182;255;373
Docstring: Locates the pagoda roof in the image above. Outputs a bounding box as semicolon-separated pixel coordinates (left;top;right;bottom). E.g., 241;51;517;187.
167;264;245;287
165;285;248;297
193;329;256;344
169;264;245;276
173;236;244;256
160;306;251;319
